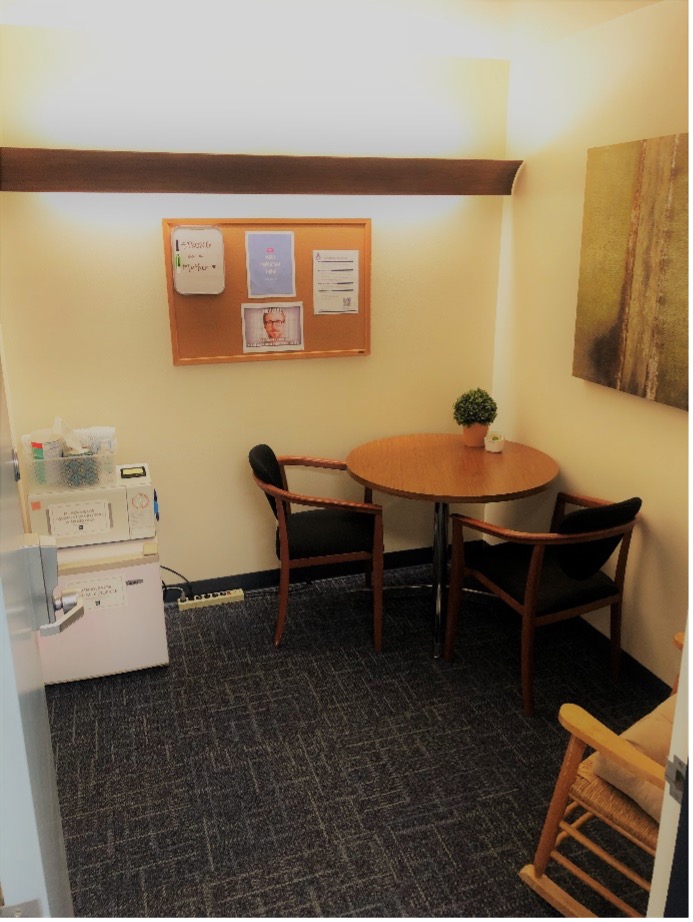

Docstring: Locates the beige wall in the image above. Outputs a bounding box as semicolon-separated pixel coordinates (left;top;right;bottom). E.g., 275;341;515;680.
495;0;688;684
0;21;507;584
0;2;687;686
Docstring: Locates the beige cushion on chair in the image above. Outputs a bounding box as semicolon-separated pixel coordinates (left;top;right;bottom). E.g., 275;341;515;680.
592;694;676;823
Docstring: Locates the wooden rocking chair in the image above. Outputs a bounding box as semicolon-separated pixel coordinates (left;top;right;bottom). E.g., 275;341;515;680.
520;635;683;916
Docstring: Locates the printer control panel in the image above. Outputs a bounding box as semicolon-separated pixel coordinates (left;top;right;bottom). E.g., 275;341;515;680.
118;464;149;482
117;464;156;538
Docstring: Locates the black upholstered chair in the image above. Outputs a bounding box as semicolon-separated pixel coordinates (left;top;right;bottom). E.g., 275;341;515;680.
248;444;384;650
443;492;642;716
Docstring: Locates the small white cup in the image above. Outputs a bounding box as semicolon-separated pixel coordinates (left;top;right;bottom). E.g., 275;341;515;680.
484;431;504;453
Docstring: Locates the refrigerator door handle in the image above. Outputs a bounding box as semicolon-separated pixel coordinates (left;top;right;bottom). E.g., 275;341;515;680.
24;533;84;635
39;588;85;637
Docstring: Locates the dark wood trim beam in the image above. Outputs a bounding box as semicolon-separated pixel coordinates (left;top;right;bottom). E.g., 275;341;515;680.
0;147;523;195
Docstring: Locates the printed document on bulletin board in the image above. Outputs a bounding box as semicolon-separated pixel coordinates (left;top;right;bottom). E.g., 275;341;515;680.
171;225;225;295
313;250;359;313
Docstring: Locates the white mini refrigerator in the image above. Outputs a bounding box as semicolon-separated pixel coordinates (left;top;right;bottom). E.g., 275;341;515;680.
38;537;169;684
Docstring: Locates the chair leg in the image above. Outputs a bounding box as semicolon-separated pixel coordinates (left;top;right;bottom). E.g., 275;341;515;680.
274;565;290;647
610;601;622;680
519;733;591;916
372;568;383;653
521;614;536;717
364;559;373;590
443;580;462;662
372;522;384;653
532;733;587;874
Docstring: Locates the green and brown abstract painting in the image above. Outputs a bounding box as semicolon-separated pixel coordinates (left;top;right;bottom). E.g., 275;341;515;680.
573;133;688;411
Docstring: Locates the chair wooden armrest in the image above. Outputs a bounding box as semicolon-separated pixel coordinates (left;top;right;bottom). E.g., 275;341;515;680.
251;475;382;515
555;491;613;509
277;455;376;506
450;513;631;547
559;703;665;789
450;512;556;545
550;491;616;529
278;455;348;472
671;632;685;692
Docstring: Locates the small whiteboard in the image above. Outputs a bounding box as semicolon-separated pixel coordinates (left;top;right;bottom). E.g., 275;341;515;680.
171;225;225;295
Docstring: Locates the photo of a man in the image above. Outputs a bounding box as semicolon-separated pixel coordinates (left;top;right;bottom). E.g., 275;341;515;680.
242;302;304;353
262;307;287;342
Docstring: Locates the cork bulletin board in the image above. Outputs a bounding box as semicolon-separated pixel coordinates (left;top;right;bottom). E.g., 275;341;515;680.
162;218;371;365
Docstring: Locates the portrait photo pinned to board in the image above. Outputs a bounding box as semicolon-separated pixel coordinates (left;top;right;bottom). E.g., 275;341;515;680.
242;302;305;354
170;225;225;295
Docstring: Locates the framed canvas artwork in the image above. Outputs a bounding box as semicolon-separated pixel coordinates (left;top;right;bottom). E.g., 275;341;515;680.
573;134;688;411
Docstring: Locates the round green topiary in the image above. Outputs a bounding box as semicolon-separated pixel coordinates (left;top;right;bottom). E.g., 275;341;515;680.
453;388;498;427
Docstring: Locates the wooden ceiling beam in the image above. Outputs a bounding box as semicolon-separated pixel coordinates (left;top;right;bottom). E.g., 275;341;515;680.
0;147;523;195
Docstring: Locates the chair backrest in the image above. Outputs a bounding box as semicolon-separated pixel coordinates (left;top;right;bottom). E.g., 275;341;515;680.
556;497;642;580
249;443;284;519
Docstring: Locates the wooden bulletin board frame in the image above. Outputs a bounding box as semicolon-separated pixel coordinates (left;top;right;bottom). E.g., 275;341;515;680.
162;218;371;365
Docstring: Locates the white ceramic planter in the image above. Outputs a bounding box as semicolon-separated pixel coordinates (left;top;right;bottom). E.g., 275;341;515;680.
484;432;505;453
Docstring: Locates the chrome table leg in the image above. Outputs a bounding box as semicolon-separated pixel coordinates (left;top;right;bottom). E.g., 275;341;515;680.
432;501;449;658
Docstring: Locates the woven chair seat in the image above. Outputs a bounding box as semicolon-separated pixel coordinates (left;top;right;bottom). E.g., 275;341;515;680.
570;753;659;853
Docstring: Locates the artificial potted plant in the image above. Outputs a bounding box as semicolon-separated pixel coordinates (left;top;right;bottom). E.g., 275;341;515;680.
453;387;498;447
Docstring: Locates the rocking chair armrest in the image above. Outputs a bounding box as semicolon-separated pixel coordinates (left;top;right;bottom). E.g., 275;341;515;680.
278;455;347;472
559;704;666;789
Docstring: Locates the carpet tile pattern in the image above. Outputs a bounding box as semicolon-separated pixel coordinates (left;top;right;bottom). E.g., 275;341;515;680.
46;567;667;916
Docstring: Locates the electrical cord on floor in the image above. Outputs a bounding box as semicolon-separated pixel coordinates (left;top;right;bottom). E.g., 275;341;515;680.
161;580;186;603
160;565;194;603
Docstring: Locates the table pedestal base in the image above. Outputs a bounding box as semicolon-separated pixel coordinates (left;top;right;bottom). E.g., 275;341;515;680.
432;501;449;658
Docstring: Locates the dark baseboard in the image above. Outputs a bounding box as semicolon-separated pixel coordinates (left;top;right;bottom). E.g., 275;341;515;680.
162;546;433;601
572;620;671;699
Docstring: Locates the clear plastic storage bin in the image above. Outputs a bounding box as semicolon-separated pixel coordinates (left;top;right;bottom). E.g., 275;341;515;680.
22;428;117;493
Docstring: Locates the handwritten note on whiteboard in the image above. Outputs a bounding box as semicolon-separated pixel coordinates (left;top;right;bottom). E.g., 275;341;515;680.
171;225;225;295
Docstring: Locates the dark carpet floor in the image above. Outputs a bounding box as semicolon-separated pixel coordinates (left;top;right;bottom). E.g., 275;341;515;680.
46;566;667;917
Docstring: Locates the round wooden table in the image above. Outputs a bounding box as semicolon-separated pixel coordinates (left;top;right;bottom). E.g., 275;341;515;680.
346;433;559;656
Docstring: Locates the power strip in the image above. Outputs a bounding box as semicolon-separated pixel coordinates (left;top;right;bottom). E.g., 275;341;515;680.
178;589;245;611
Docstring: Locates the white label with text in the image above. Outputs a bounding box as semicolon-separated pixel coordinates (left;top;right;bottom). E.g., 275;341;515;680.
48;500;112;537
